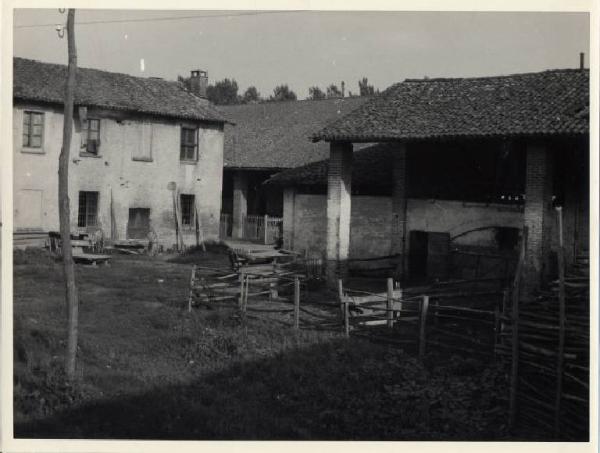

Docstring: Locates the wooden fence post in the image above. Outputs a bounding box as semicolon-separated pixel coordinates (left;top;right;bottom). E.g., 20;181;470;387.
294;276;300;330
386;277;394;328
554;207;566;437
263;214;269;244
338;279;350;337
243;274;249;314
509;226;527;432
187;265;196;313
419;295;429;360
344;300;350;338
239;273;245;311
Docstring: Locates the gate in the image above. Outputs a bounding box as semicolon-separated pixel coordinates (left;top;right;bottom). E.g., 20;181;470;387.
220;213;282;245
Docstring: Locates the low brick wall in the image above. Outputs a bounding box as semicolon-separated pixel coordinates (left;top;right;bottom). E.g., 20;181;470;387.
289;194;524;261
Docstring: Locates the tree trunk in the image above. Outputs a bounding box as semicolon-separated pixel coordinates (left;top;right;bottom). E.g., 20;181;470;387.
59;9;79;381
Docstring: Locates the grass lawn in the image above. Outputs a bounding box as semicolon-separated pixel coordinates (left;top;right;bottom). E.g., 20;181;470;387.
13;248;510;440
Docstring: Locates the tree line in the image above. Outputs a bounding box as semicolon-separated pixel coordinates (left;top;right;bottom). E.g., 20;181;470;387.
178;75;379;105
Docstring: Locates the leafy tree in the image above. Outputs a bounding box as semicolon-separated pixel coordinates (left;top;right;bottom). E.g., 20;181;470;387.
308;86;326;100
242;86;261;103
177;75;191;91
326;83;342;98
358;77;375;96
206;78;240;105
269;84;297;102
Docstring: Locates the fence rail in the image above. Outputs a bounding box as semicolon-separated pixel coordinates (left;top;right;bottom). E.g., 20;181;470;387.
219;213;282;244
338;277;504;358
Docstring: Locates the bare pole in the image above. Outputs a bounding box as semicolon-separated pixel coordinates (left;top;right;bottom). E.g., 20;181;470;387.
554;207;566;437
59;8;79;381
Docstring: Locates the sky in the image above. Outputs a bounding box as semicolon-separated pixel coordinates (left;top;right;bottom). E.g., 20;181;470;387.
13;9;590;99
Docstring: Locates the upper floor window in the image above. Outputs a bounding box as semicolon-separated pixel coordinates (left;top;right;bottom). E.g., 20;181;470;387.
22;111;44;148
81;118;101;155
180;127;198;161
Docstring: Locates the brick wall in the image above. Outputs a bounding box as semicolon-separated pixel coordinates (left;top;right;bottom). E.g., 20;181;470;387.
290;195;523;263
391;145;407;255
523;144;554;291
326;142;353;281
282;187;296;250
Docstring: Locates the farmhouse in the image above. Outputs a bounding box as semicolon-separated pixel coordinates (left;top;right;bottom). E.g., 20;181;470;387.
13;58;227;248
219;96;369;240
268;68;589;291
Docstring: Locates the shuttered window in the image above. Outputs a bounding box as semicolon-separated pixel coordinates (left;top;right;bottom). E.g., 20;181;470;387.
22;111;44;148
82;118;101;154
180;127;198;161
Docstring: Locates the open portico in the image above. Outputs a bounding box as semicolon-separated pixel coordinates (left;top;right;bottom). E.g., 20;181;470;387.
310;69;589;292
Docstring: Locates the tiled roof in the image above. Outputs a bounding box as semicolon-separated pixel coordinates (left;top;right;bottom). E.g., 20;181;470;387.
220;96;370;169
13;57;227;123
313;69;589;142
266;143;397;187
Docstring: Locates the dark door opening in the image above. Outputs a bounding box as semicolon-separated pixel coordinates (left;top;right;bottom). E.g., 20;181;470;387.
127;208;150;239
409;231;428;282
409;230;450;283
426;232;450;280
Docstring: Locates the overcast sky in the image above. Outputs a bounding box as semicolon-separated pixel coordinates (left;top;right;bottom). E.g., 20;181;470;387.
13;9;589;99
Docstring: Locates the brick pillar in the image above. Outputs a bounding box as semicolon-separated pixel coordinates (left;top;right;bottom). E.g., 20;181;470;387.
562;148;578;268
282;187;296;250
523;144;554;295
326;141;353;285
232;171;248;239
390;144;408;279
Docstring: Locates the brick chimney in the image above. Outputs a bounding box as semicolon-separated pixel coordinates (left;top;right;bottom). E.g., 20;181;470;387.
189;69;208;98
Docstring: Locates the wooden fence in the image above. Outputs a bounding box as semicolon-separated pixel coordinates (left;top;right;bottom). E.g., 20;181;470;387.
496;213;589;441
220;214;283;244
243;215;282;244
338;277;505;359
187;263;303;328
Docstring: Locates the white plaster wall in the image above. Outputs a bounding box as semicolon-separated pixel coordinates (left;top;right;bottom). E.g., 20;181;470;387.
13;104;224;248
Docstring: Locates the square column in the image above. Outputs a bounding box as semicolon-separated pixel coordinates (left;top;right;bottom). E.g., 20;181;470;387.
326;141;353;285
232;171;248;239
282;187;296;250
523;144;554;295
390;144;408;279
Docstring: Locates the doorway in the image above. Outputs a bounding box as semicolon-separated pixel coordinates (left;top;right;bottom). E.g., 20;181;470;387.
15;189;43;231
409;230;450;282
127;208;150;239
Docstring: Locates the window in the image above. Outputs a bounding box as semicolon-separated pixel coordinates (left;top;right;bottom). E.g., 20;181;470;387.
132;123;153;161
180;194;195;227
78;191;99;227
81;118;101;154
22;111;44;148
180;127;198;161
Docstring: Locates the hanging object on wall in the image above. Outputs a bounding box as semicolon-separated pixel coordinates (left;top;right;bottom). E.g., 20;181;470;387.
195;200;206;252
110;187;117;241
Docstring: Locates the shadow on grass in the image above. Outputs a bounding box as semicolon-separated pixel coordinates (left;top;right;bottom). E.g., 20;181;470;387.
15;337;511;441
